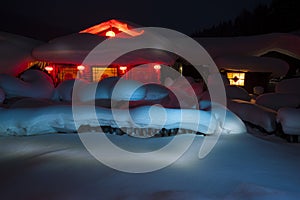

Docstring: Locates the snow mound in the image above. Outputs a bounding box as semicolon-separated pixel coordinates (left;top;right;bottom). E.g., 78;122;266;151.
199;85;251;102
225;85;251;101
77;77;146;102
0;101;248;136
256;93;300;111
277;107;300;135
275;77;300;95
199;100;247;134
228;99;277;132
52;79;88;102
0;69;54;99
164;76;204;108
142;83;170;101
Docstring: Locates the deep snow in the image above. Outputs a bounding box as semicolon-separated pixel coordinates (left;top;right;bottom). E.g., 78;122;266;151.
0;131;299;199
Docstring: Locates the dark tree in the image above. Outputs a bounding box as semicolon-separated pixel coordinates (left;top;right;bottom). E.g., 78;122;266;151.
192;0;300;37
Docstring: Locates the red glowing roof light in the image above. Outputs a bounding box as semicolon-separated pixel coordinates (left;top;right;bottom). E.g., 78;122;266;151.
79;19;144;37
105;30;116;37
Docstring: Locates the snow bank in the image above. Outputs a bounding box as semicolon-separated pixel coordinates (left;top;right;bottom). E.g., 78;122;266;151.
0;105;215;136
0;100;248;136
277;108;300;135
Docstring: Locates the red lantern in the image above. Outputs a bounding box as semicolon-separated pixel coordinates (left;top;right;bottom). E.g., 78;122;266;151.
77;65;85;71
119;66;127;71
45;66;53;73
153;64;161;70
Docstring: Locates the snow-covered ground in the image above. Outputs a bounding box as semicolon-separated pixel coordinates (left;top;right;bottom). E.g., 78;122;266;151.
0;129;300;200
0;69;299;199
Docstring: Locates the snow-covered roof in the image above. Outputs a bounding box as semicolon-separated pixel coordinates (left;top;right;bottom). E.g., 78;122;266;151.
195;33;300;77
32;33;104;65
0;31;43;76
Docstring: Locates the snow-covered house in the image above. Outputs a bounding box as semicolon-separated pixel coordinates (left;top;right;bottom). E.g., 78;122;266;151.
2;19;300;92
31;19;177;85
28;19;300;94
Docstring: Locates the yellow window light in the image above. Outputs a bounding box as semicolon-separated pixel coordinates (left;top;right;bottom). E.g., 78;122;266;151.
227;72;245;86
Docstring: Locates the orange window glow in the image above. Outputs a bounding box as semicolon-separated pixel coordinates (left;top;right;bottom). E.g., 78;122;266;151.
227;72;245;86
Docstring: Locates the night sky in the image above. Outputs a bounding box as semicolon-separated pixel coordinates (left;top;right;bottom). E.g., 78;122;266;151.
1;0;272;41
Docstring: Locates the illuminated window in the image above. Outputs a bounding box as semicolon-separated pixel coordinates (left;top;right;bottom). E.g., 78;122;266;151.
58;67;78;82
227;72;245;86
92;66;117;81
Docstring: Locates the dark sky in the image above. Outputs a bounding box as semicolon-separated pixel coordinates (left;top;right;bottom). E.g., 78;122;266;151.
1;0;272;41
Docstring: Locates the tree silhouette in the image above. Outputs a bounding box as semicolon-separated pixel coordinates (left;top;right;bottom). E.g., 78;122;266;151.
191;0;300;37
